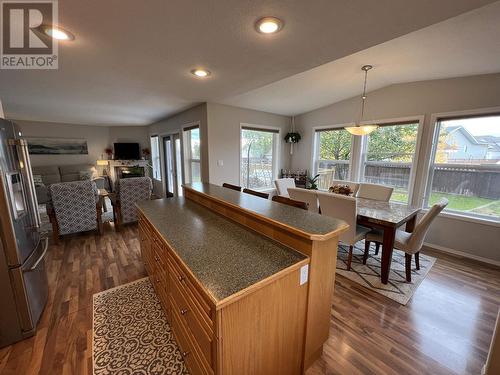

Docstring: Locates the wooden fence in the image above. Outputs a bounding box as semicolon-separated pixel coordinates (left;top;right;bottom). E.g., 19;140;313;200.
317;160;500;199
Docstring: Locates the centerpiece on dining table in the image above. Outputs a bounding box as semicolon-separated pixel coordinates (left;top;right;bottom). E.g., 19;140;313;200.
328;184;354;196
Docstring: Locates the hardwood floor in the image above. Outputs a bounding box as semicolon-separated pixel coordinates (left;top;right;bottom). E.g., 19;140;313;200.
0;225;498;375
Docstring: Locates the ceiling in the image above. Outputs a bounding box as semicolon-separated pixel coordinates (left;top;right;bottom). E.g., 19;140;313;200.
222;1;500;116
0;0;498;125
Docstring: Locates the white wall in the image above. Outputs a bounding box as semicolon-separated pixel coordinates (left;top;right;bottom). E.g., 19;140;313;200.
16;120;149;167
206;103;291;186
292;73;500;263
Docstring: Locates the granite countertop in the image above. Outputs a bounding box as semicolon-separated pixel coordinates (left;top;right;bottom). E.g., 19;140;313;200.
184;183;348;240
137;198;308;304
357;198;420;226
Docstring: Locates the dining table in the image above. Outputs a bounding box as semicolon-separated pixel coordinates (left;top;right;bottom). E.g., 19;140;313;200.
355;198;421;284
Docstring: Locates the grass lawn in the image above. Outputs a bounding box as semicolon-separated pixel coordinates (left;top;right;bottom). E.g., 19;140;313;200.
390;190;500;217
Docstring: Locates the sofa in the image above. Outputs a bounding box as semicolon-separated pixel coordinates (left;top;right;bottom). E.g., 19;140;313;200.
32;164;105;204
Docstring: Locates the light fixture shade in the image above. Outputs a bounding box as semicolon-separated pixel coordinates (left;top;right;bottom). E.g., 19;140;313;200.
96;160;109;166
344;125;379;136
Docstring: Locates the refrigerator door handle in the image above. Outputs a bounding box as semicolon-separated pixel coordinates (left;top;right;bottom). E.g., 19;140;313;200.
27;238;48;272
9;139;40;229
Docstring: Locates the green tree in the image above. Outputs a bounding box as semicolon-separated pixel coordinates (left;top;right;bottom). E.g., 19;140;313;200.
319;130;352;160
366;124;418;162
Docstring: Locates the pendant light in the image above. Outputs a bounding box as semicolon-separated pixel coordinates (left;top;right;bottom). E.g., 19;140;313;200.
345;65;378;136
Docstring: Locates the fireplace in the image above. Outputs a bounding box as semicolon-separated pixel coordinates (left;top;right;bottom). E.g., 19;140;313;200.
118;166;145;179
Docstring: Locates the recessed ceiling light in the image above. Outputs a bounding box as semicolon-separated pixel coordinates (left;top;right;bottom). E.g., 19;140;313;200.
191;69;211;78
255;17;284;34
43;26;75;41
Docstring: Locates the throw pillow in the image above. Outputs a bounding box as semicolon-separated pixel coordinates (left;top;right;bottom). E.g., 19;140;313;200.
79;170;93;180
33;174;44;187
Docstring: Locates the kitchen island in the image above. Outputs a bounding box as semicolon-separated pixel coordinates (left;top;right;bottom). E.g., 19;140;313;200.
137;184;348;374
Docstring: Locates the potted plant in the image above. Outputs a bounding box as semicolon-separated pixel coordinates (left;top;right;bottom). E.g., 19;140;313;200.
104;147;113;160
284;132;301;144
307;174;320;190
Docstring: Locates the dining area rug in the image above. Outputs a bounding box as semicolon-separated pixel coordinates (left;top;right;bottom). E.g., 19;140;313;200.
92;278;189;375
336;241;436;305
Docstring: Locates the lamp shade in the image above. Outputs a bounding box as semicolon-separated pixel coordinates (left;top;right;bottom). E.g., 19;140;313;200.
96;160;109;166
344;125;378;136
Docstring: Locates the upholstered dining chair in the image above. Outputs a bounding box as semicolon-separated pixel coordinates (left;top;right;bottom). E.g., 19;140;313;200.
274;178;296;197
271;195;308;210
47;180;103;243
317;191;370;271
111;177;153;230
363;198;449;282
242;188;269;199
287;188;319;213
330;180;360;196
356;183;394;201
222;182;242;192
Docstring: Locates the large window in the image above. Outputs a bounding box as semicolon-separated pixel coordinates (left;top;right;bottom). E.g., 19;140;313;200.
183;126;201;183
240;126;278;190
150;135;161;180
362;122;419;203
425;115;500;220
313;128;352;190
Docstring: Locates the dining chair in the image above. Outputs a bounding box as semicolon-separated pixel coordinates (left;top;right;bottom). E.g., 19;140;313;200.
271;195;308;210
363;198;448;282
222;182;242;192
317;191;370;270
330;180;360;196
287;187;319;213
242;188;269;199
356;183;394;201
274;178;296;197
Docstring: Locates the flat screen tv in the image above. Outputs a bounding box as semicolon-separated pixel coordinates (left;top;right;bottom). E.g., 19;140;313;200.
114;143;140;160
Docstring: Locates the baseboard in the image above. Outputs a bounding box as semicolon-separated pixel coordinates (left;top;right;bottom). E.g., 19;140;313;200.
423;242;500;267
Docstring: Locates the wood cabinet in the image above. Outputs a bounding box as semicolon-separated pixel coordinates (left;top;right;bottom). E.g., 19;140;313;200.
138;212;309;375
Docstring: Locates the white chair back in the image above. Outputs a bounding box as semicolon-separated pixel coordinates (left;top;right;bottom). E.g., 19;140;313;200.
356;183;393;201
317;191;357;245
330;180;360;195
407;198;448;253
274;178;296;197
288;188;319;213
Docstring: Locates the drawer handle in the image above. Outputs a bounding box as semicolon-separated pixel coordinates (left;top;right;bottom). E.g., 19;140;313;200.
156;278;160;283
180;308;189;315
182;351;190;358
178;275;185;282
155;256;159;261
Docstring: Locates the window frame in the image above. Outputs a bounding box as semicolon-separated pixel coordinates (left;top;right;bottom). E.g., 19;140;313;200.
311;124;355;185
182;122;202;184
239;123;280;191
423;109;500;222
150;135;161;181
359;118;424;204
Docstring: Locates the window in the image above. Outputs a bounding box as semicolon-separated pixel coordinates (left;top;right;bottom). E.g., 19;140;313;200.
425;115;500;220
183;126;201;183
313;128;353;190
240;126;278;190
362;122;419;203
150;135;161;180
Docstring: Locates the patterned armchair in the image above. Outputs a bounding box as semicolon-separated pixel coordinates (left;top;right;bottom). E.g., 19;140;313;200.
111;177;152;230
47;180;103;242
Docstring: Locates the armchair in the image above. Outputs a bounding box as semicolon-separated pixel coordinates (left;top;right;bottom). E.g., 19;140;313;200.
47;180;103;243
110;177;152;230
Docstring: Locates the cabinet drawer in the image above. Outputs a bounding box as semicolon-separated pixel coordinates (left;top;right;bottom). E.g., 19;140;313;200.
170;275;213;367
171;297;212;375
168;257;213;327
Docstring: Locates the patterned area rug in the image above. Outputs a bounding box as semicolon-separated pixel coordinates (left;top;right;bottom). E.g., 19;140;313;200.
92;278;189;375
336;241;436;305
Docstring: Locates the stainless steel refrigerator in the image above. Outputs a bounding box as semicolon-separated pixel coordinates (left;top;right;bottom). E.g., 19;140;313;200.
0;119;48;347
